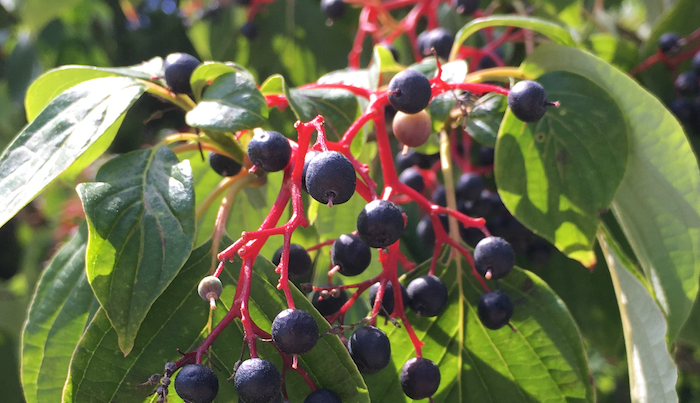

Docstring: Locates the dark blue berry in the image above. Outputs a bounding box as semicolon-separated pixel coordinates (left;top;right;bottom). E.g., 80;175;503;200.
357;199;405;248
305;151;356;206
399;167;425;193
507;80;549;122
407;275;448;317
692;51;700;76
272;244;313;282
658;33;681;55
331;234;372;276
477;290;514;330
369;281;409;317
272;309;319;355
453;0;479;15
174;364;219;403
304;388;342;403
321;0;345;20
400;357;441;399
479;146;495;166
163;53;200;94
247;130;292;172
675;71;699;96
421;28;454;60
234;358;281;403
432;185;447;206
301;150;320;192
209;152;242;177
348;326;391;374
312;289;348;316
388;69;432;114
241;21;257;40
455;172;485;202
473;236;515;280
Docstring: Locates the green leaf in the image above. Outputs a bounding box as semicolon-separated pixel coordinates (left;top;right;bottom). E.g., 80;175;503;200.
186;71;269;133
598;230;679;403
0;76;147;229
368;44;404;90
189;61;237;102
287;87;360;141
365;257;594;402
464;93;507;148
77;146;196;355
21;0;82;32
450;16;575;60
520;43;700;340
495;70;628;267
21;224;98;403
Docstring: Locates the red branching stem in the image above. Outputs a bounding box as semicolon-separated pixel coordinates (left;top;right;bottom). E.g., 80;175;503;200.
306;238;336;252
299;83;372;99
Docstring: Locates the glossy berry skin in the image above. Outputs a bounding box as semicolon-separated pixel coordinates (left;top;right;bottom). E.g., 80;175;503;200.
321;0;345;20
507;80;548;122
388;69;432;114
241;21;257;40
272;244;313;282
357;199;405;248
304;388;342;403
331;234;372;276
301;151;320;192
473;236;515;280
398;167;425;193
305;151;356;206
658;32;681;55
392;110;432;147
453;0;479;15
348;326;391;374
455;172;485;202
312;289;348;316
407;275;448;317
174;364;219;403
234;358;281;403
163;53;200;94
271;309;319;355
208;152;242;177
369;281;410;317
477;290;514;330
247;130;292;172
675;71;699;96
400;357;441;399
424;28;454;60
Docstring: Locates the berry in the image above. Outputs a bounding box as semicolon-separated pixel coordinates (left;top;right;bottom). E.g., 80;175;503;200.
304;388;342;403
234;358;281;403
208;152;242;177
301;150;320;192
507;80;549;122
675;71;699;96
174;364;219;403
658;33;681;55
417;31;431;58
407;275;448;317
416;215;436;247
305;151;356;206
331;234;372;276
692;51;700;76
241;21;257;40
400;357;441;399
312;289;349;316
321;0;345;20
455;172;485;202
398;167;425;193
473;236;515;280
272;244;313;282
392;110;432;147
459;225;486;247
432;185;447;206
395;149;438;172
247;130;292;172
348;326;391;374
368;281;410;317
163;53;200;94
271;308;319;355
387;69;432;114
420;28;454;60
479;146;495;166
477;290;514;330
198;276;223;301
356;199;405;248
453;0;479;15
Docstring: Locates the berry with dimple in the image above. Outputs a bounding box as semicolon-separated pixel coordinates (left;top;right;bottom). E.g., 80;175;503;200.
174;364;219;403
247;130;292;172
398;167;425;193
419;28;454;60
331;234;372;276
388;69;432;114
305;151;356;206
301;150;320;192
304;388;342;403
272;244;313;283
348;326;391;374
241;21;257;40
271;308;319;355
357;199;405;248
208;152;242;177
407;275;448;317
473;236;515;280
400;357;441;399
507;80;549;122
321;0;345;20
392;110;432;147
369;281;409;317
163;53;200;94
478;290;514;330
234;358;281;403
312;289;348;316
455;172;485;202
658;32;682;55
453;0;479;15
675;71;699;96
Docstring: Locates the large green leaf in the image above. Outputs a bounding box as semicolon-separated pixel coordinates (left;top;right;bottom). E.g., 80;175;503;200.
521;43;700;340
364;256;594;402
77;147;196;355
496;71;628;267
64;240;369;403
21;224;98;403
598;230;679;403
21;0;82;32
0;76;147;229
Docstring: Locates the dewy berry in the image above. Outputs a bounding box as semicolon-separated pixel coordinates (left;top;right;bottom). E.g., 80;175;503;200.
321;0;345;20
407;275;448;317
400;357;441;399
312;289;349;316
272;243;313;282
305;151;357;206
392;110;432;148
208;152;242;177
357;199;405;248
477;290;514;330
507;80;549;122
247;130;292;172
387;69;432;114
348;326;391;374
369;281;410;317
234;358;281;403
174;364;219;403
304;388;342;403
271;308;319;355
473;236;515;280
163;52;200;94
331;233;372;276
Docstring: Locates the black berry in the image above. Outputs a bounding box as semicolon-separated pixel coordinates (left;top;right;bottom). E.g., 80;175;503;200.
459;225;486;247
271;308;319;355
400;357;441;399
241;21;257;40
692;51;700;76
407;275;448;317
658;32;681;55
305;151;357;206
420;28;454;60
234;358;281;403
417;31;431;58
395;149;438;172
388;69;432;114
675;71;699;96
473;236;515;280
398;167;425;193
369;281;409;317
321;0;345;20
671;98;694;123
416;215;436;248
432;185;446;206
453;0;479;15
174;364;219;403
305;388;342;403
163;53;200;94
208;152;242;177
331;233;372;276
392;110;432;147
301;150;320;192
507;80;549;122
477;290;514;330
479;146;495;166
455;172;485;202
348;326;391;374
312;289;349;316
272;244;313;282
247;130;292;172
357;199;405;248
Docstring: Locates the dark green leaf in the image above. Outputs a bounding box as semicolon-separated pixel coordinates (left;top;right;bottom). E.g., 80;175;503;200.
287;87;360;141
464;93;507;147
189;62;237;102
77;146;195;355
